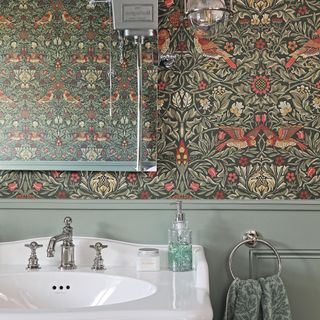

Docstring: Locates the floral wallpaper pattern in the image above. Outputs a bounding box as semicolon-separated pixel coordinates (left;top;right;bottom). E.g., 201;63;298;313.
0;0;157;165
0;0;319;199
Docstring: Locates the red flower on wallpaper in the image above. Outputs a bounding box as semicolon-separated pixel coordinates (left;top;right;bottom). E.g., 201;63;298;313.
299;191;310;199
239;156;250;167
286;172;295;182
164;182;174;192
224;42;234;52
164;0;174;8
158;81;166;90
297;6;309;16
214;191;225;199
306;167;316;178
177;41;187;51
190;181;200;192
70;172;80;183
147;172;157;178
8;182;17;192
51;171;61;178
140;191;150;199
255;38;266;49
57;191;68;199
169;10;181;28
218;131;226;140
127;173;137;183
208;167;217;178
33;182;43;192
288;41;297;51
228;172;238;183
198;81;207;90
275;156;285;166
251;76;271;95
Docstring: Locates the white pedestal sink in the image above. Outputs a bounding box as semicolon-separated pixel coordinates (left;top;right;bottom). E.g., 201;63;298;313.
0;237;213;320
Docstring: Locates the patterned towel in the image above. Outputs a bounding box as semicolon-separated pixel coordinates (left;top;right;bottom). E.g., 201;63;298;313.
224;275;292;320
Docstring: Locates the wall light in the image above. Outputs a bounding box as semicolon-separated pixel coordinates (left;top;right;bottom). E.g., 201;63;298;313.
184;0;234;36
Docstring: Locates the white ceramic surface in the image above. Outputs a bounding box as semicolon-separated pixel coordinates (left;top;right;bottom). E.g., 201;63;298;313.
0;237;213;320
0;272;156;309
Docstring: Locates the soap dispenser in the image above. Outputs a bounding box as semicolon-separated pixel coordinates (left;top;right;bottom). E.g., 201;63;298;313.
168;201;192;272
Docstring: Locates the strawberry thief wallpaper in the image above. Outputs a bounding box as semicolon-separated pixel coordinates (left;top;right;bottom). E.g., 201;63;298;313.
0;0;319;199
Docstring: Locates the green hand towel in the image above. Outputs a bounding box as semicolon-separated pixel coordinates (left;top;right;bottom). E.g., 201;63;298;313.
224;275;292;320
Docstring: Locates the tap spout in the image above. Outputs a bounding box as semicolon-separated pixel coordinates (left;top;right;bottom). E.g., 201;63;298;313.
47;233;70;257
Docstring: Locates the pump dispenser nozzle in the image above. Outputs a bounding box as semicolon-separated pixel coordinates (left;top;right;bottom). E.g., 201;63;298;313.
174;201;188;231
176;201;184;221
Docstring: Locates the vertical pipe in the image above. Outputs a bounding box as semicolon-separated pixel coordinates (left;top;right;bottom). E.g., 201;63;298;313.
108;2;113;117
135;36;144;171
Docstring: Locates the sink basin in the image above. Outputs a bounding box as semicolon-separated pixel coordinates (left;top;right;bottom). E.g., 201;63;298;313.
0;237;213;320
0;272;156;309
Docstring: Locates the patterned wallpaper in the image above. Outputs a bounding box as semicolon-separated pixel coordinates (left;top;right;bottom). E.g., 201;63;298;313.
0;0;319;199
0;0;157;167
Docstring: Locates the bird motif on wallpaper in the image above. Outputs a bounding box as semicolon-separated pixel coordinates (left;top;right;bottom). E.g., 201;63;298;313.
27;53;44;63
63;90;80;106
285;28;320;69
216;125;263;151
129;90;148;108
37;90;54;106
34;11;52;29
260;125;307;150
72;53;89;64
8;132;24;141
62;11;80;29
0;16;14;29
5;53;22;63
27;132;44;141
0;90;15;105
73;132;90;141
158;28;171;54
93;132;110;142
101;91;120;109
194;29;237;70
101;16;112;29
93;53;109;64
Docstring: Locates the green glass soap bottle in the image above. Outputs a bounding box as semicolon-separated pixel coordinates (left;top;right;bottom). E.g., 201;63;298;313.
168;201;192;272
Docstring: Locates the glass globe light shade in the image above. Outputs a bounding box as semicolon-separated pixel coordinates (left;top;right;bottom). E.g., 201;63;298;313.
186;0;230;36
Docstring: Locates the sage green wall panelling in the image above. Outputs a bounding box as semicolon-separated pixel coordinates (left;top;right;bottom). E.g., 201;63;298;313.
0;0;319;198
0;1;157;171
0;199;320;319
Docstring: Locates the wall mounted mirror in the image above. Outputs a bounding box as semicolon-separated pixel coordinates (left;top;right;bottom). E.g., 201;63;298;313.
0;0;157;171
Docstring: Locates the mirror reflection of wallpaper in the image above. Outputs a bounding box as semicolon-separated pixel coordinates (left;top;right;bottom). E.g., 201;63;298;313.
0;0;157;170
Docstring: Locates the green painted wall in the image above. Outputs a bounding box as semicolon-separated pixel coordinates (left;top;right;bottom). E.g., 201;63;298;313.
0;199;319;319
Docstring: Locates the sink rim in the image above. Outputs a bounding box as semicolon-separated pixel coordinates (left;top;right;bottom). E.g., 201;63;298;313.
0;237;213;320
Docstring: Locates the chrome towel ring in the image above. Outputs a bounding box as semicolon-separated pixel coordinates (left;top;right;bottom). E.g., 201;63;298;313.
228;230;282;280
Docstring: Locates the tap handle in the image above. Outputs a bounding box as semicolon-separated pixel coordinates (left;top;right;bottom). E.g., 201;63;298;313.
90;242;108;254
25;241;43;270
90;242;108;270
25;241;43;254
64;216;72;226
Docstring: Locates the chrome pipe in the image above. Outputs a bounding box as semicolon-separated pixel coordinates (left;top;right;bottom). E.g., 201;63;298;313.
134;36;144;172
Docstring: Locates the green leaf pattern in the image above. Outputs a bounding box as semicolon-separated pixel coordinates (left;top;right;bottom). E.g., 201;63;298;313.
0;0;319;199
